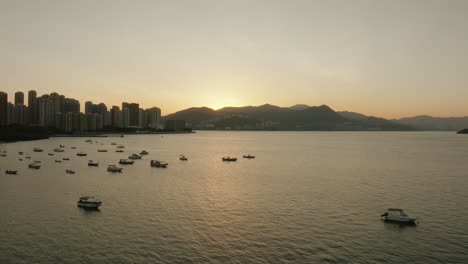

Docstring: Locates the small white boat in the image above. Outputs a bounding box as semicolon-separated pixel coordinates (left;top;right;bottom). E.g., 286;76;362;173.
381;208;418;224
139;150;149;155
107;165;123;172
88;160;99;166
54;148;64;152
77;196;102;209
179;155;188;161
76;152;87;156
128;154;142;160
119;159;134;165
66;169;75;174
33;148;43;152
150;160;168;168
28;163;41;169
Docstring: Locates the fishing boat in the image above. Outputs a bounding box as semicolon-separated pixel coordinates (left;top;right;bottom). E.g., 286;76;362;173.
71;147;77;149
63;157;70;160
0;154;6;157
111;142;117;145
28;163;41;169
88;160;99;166
53;148;64;152
85;139;93;143
25;156;31;159
33;148;43;152
179;155;188;161
117;145;125;149
222;157;237;162
139;150;149;155
119;159;134;165
128;154;142;160
60;145;65;148
77;196;102;209
55;160;62;163
150;160;168;168
107;165;123;172
18;151;23;155
381;208;418;224
76;152;87;156
116;150;124;153
243;155;255;159
66;169;75;174
48;153;54;156
97;149;108;152
5;170;18;174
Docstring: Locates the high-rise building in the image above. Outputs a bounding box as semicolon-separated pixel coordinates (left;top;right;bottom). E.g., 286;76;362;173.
64;98;80;113
120;107;130;128
110;106;120;128
122;102;139;126
7;103;14;125
28;90;38;125
14;92;24;105
0;92;7;126
145;107;161;129
59;95;65;113
13;104;28;125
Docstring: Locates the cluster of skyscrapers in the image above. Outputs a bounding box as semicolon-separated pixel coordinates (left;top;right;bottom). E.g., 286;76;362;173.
0;90;161;132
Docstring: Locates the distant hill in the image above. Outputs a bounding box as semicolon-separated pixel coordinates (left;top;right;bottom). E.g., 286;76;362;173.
164;104;414;131
394;115;468;131
338;111;368;121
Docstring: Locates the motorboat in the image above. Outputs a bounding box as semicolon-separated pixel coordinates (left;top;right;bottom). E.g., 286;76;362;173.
66;169;75;174
222;157;237;162
60;145;65;148
54;148;64;152
25;156;31;159
243;155;255;159
120;134;124;137
18;151;23;155
111;142;117;145
55;160;62;163
33;148;43;152
0;154;6;157
88;160;99;166
48;153;54;156
128;154;142;160
19;158;23;161
76;152;87;156
77;196;102;209
28;163;41;169
381;208;418;224
71;147;77;149
117;145;125;149
5;170;18;174
34;160;41;163
116;150;124;153
150;160;168;168
98;149;108;152
107;165;123;172
85;139;93;143
139;150;149;155
63;157;70;160
179;155;188;161
119;159;134;165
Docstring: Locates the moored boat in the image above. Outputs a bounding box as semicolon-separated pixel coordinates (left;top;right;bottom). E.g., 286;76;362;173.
179;155;188;161
117;145;125;149
55;160;62;163
119;159;134;165
98;149;108;152
48;153;54;156
243;155;255;159
150;160;168;168
5;170;18;174
88;160;99;166
63;157;70;160
222;156;237;162
33;148;43;152
54;148;64;152
116;150;124;153
140;150;149;155
76;152;87;156
107;165;123;172
128;154;142;160
66;169;75;174
28;163;41;169
77;196;102;209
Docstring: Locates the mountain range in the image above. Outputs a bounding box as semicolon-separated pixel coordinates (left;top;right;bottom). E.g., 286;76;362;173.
163;104;418;131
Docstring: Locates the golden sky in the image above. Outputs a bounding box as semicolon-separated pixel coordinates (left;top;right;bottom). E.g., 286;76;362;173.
1;0;468;118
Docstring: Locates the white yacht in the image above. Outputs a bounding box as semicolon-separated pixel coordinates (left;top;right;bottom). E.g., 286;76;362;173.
381;208;418;224
77;196;102;209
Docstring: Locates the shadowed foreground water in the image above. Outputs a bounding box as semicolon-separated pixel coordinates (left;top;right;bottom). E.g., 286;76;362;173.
1;131;468;263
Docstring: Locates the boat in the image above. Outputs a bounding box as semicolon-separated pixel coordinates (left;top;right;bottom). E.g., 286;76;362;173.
34;160;41;163
55;160;62;163
243;155;255;159
66;169;75;174
76;152;87;156
25;156;31;159
19;158;23;161
77;196;102;209
150;160;168;168
60;145;65;148
71;147;77;149
48;153;54;156
117;145;125;149
28;163;41;169
120;134;124;137
98;149;108;152
381;208;418;224
85;139;92;143
222;157;237;162
18;151;23;155
88;160;99;166
111;142;117;145
179;155;188;161
139;150;149;155
5;170;18;174
119;159;134;165
63;157;70;160
116;150;124;153
107;165;123;172
33;148;43;152
54;148;64;152
128;154;142;160
0;154;6;157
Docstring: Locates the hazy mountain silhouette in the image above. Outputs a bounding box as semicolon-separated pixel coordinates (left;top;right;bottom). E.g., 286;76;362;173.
164;104;413;131
394;115;468;131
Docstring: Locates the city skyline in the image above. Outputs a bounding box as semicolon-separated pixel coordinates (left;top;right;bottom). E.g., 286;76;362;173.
2;0;468;118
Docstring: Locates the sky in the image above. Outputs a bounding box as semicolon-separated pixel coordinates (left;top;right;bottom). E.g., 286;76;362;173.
1;0;468;118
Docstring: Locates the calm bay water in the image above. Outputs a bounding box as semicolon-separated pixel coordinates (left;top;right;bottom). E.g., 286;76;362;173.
1;131;468;263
